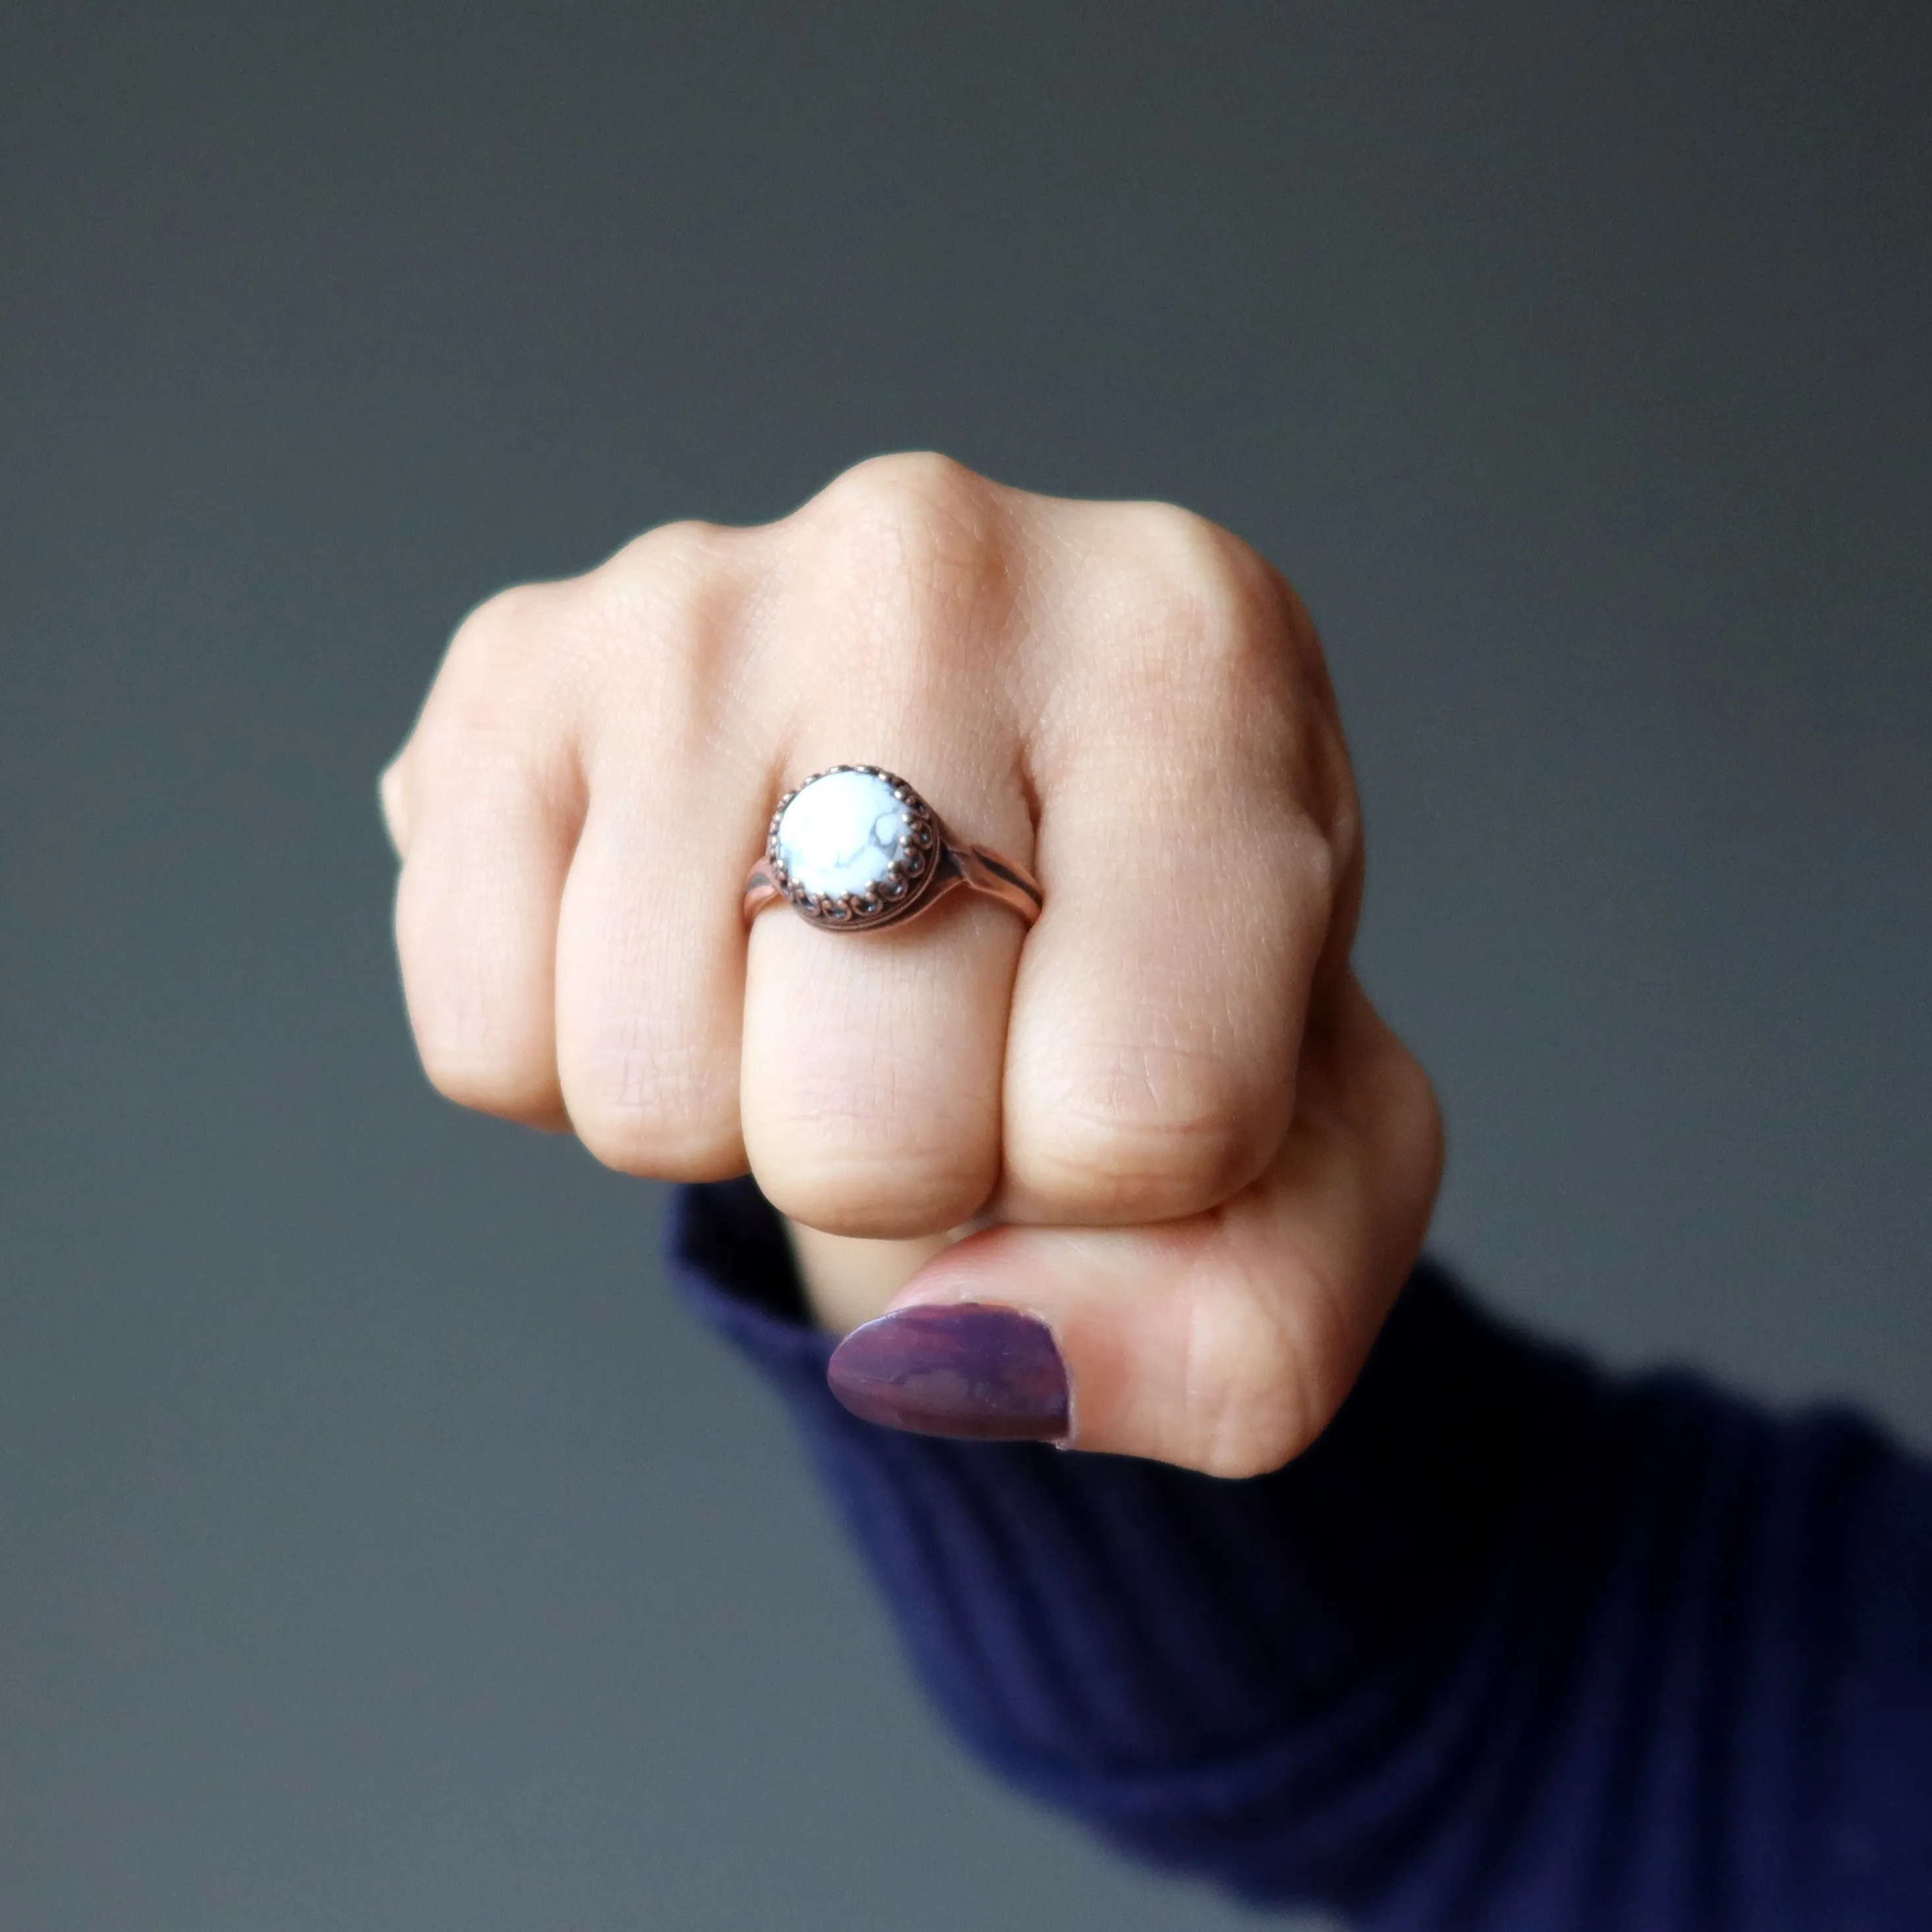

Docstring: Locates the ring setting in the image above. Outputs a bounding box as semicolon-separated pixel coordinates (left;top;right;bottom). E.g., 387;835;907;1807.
766;765;939;928
743;765;1042;933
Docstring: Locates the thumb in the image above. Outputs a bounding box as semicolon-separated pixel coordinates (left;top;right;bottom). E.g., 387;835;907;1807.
826;978;1443;1477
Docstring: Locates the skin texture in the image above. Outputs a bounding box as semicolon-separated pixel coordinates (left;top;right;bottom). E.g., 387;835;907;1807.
383;452;1443;1478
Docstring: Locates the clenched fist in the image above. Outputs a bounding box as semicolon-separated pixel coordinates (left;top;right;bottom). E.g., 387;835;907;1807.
382;454;1441;1476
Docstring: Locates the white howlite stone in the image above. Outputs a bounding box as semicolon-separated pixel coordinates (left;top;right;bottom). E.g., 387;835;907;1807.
775;769;911;899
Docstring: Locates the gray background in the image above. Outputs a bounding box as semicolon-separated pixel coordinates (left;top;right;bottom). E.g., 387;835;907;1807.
1;3;1926;1928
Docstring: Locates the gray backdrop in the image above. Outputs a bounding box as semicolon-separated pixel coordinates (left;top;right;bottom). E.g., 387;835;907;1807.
1;4;1925;1929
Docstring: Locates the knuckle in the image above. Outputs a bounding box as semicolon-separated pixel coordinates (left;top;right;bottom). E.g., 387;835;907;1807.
417;1044;546;1119
814;450;986;532
1286;817;1341;911
576;522;755;760
608;635;724;768
409;998;554;1121
596;518;738;612
574;1103;741;1182
745;1023;1002;1238
378;756;410;853
751;1082;998;1237
446;580;555;682
799;453;1002;652
759;1150;992;1241
1012;1044;1273;1220
1181;1277;1332;1478
1369;1027;1447;1203
427;522;747;790
1093;506;1291;716
566;1033;742;1180
394;875;555;1120
416;585;566;778
579;524;706;648
1118;498;1231;579
1122;501;1269;613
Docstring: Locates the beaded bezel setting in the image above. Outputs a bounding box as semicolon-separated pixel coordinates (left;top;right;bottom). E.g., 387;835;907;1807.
763;765;944;931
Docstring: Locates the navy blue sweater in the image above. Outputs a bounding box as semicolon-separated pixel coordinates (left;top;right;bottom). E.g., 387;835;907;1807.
669;1178;1932;1929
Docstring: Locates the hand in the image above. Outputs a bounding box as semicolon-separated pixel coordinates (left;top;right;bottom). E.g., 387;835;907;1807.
381;454;1441;1476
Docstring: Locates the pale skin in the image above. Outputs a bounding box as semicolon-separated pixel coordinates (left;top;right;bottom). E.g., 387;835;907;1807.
381;452;1443;1478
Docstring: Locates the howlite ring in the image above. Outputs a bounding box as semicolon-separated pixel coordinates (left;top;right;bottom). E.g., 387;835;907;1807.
742;765;1042;933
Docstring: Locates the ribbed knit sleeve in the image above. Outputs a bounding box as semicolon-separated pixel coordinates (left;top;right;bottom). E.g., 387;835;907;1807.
666;1177;1932;1931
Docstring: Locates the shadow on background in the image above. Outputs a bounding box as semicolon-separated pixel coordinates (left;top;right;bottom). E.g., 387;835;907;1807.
0;3;1925;1927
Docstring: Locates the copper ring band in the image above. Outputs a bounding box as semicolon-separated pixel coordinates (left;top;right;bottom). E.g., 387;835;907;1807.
742;765;1042;933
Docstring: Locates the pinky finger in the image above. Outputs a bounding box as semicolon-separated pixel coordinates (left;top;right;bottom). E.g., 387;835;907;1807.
392;745;579;1133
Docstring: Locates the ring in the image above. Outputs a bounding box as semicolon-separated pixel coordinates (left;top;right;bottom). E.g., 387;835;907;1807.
742;765;1042;933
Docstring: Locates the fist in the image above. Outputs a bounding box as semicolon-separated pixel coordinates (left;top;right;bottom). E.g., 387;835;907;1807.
383;454;1441;1475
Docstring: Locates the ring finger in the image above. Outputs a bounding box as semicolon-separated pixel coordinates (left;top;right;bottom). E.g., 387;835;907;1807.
738;465;1033;1239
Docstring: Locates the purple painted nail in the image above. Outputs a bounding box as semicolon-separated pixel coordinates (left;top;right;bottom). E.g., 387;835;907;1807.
826;1303;1071;1443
